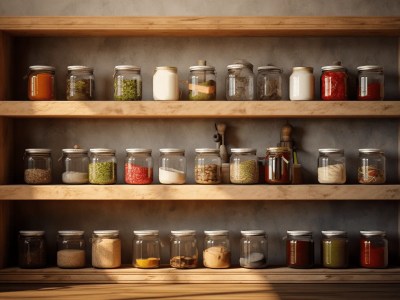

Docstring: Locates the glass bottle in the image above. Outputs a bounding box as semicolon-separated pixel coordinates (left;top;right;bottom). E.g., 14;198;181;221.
62;148;89;184
203;230;231;269
240;230;268;269
114;65;142;101
170;230;198;269
189;61;216;100
91;230;121;268
24;148;52;184
28;65;55;100
67;65;95;100
360;231;388;268
18;230;46;268
357;65;384;100
358;149;386;184
133;230;161;268
125;148;153;184
318;149;346;184
256;65;282;100
321;230;349;269
265;147;291;184
289;67;314;101
194;148;221;184
89;148;117;185
285;230;314;269
230;148;258;184
159;148;186;184
57;230;86;268
153;66;179;100
226;60;255;100
321;65;348;100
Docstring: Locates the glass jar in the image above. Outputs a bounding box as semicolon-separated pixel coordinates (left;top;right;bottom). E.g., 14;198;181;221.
66;65;95;100
189;61;216;100
230;148;258;184
92;230;121;268
285;230;314;269
170;230;198;269
114;65;142;101
18;230;46;268
357;65;384;100
265;147;291;184
57;230;86;269
256;65;282;100
358;149;386;184
153;66;179;100
318;149;346;184
203;230;231;269
89;148;117;185
321;65;348;101
28;65;55;100
194;148;221;184
24;148;52;184
159;148;186;184
62;148;89;184
226;61;255;100
321;230;349;269
240;230;268;269
125;148;153;184
289;67;314;101
360;231;388;268
133;230;161;268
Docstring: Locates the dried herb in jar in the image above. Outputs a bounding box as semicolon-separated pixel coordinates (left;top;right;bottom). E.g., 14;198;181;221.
114;79;142;101
89;161;116;184
67;79;93;100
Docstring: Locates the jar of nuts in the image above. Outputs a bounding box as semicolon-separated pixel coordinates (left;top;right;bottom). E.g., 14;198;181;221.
194;148;221;184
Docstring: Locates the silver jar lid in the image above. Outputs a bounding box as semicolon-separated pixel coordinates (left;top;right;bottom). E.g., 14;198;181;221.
126;148;152;154
160;148;185;155
195;148;220;154
115;65;141;71
155;66;177;72
67;65;94;72
241;230;266;236
358;148;384;154
93;230;119;237
357;65;383;72
90;148;116;154
293;66;313;72
257;65;282;72
204;230;229;236
360;230;386;237
287;230;312;237
134;230;159;236
25;148;51;154
19;230;45;236
171;230;196;236
190;65;215;71
267;147;290;153
321;65;346;71
62;148;88;154
234;59;253;70
322;230;347;237
29;65;55;71
318;148;344;154
231;148;256;155
58;230;85;236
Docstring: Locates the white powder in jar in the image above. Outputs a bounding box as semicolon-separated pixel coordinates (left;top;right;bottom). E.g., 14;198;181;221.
92;238;121;268
159;167;186;184
62;171;89;184
57;249;86;268
318;164;346;184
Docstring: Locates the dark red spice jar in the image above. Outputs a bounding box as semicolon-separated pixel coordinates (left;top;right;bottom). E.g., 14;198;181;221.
360;230;388;268
125;148;153;184
265;147;291;184
320;65;348;101
357;65;384;100
285;231;314;268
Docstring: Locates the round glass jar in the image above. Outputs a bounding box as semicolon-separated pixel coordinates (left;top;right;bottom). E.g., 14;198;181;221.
321;65;348;101
358;149;386;184
265;147;291;184
318;149;346;184
360;230;388;268
62;148;89;184
159;148;186;184
66;66;95;100
18;230;46;268
170;230;198;269
357;65;384;100
240;230;268;269
321;230;349;269
57;230;86;269
188;63;216;100
194;148;221;184
28;65;55;101
91;230;121;269
89;148;117;185
203;230;231;269
256;65;282;100
230;148;258;184
153;66;179;100
125;148;153;185
289;67;314;101
24;148;52;184
285;230;314;269
226;62;255;100
114;65;142;101
133;230;161;269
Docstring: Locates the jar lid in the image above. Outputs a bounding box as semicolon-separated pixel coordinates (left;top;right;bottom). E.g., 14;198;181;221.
293;66;313;72
321;65;346;71
155;66;177;72
19;230;45;236
67;65;94;72
195;148;220;154
234;59;253;70
115;65;141;71
318;148;344;154
257;65;282;72
267;147;290;153
160;148;185;154
171;230;196;236
29;65;55;71
134;230;159;236
204;230;229;236
287;230;312;237
189;65;215;71
62;148;88;154
321;230;347;237
90;148;116;154
227;64;247;70
126;148;152;154
241;230;266;236
358;148;384;154
231;148;256;155
357;65;383;72
360;230;386;237
58;230;85;236
93;230;119;237
25;148;51;154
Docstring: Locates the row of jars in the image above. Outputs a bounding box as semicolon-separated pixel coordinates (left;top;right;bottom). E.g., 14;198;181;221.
27;62;384;101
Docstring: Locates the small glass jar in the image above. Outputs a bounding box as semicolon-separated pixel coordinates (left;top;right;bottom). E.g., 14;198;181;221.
318;149;346;184
159;148;186;184
321;230;349;269
18;230;46;268
285;230;314;269
226;61;255;100
67;65;95;100
240;230;268;269
321;65;348;101
57;230;86;269
89;148;117;185
289;67;314;101
62;148;89;184
194;148;221;184
230;148;258;184
357;65;384;100
358;149;386;184
114;65;142;101
170;230;198;269
153;66;179;100
257;65;282;100
28;65;55;100
24;148;52;184
92;230;121;268
360;231;388;268
265;147;291;184
203;230;231;269
125;148;153;184
133;230;161;269
189;61;216;100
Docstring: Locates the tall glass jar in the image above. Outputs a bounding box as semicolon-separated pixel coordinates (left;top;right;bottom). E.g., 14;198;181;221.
67;66;95;100
256;65;282;100
189;61;216;100
18;230;46;268
24;148;52;184
285;230;314;269
92;230;121;269
230;148;258;184
318;149;346;184
240;230;268;269
265;147;291;184
170;230;198;269
321;65;348;101
28;65;55;100
57;230;86;269
194;148;221;184
89;148;117;185
357;65;384;100
114;65;142;101
289;67;314;101
159;148;186;184
133;230;161;268
125;148;153;184
62;148;89;184
153;66;179;100
203;230;231;269
358;149;386;184
226;61;255;100
321;230;349;269
360;231;388;268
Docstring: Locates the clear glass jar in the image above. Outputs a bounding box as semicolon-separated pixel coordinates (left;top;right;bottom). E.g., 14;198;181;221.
114;65;142;101
321;65;348;101
62;148;89;184
89;148;117;185
28;65;55;100
360;231;388;268
170;230;198;269
226;61;255;100
357;65;384;100
318;149;346;184
230;148;258;184
91;230;121;268
18;230;46;268
189;61;216;100
133;230;161;268
203;230;231;268
358;149;386;184
125;148;153;184
67;65;95;100
24;148;52;184
265;147;291;184
159;148;186;184
256;65;282;100
153;66;179;100
321;230;349;269
194;148;221;184
240;230;268;269
289;67;314;101
57;230;86;269
285;230;314;269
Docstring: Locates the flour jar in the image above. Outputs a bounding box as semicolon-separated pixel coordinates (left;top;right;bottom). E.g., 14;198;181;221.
240;230;268;269
318;149;346;184
153;66;179;100
159;148;186;184
289;67;314;101
62;148;89;184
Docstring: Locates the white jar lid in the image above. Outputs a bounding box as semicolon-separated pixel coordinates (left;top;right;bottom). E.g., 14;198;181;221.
231;148;256;154
160;148;185;154
287;230;312;236
62;148;88;154
321;230;347;237
115;65;141;71
93;230;119;237
126;148;152;154
58;230;84;236
29;65;55;71
189;65;215;72
134;230;159;236
357;65;383;72
204;230;229;236
19;230;45;236
67;65;94;72
195;148;220;154
171;230;196;236
318;148;344;154
90;148;116;154
241;230;266;236
155;66;177;72
360;230;386;237
25;148;51;154
358;148;383;154
321;65;346;71
257;65;282;72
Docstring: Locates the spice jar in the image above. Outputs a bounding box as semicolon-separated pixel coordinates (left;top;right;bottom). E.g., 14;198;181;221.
28;65;55;100
318;149;346;184
240;230;268;269
125;148;153;184
321;64;348;100
285;230;314;269
289;67;314;101
321;230;349;269
153;66;179;100
92;230;121;268
203;230;231;268
358;149;386;184
18;230;46;268
133;230;161;268
230;148;258;184
57;230;86;269
170;230;198;269
66;65;95;100
357;65;384;100
265;147;291;184
89;148;117;185
62;148;89;184
256;65;282;100
194;148;221;184
24;148;52;184
114;65;142;101
360;231;388;268
189;60;216;100
159;148;186;184
226;60;255;100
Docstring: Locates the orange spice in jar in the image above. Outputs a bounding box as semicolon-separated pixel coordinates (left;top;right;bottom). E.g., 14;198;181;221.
28;65;55;100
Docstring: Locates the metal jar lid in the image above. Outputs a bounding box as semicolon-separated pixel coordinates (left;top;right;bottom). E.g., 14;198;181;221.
358;148;384;154
231;148;257;155
241;230;266;236
25;148;52;154
62;148;88;154
227;63;246;70
29;65;55;72
318;148;344;154
58;230;85;236
234;59;253;70
190;65;215;72
114;65;141;72
322;230;347;237
321;65;346;71
171;230;196;236
293;66;313;72
93;230;119;237
133;230;159;236
257;65;282;72
159;148;185;155
19;230;45;236
287;230;312;237
267;147;290;153
195;148;220;154
357;65;383;72
90;148;116;154
126;148;152;154
360;230;386;237
155;66;177;72
204;230;229;236
67;65;94;72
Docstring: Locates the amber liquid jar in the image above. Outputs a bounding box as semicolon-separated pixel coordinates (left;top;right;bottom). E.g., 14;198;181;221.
285;231;314;268
265;147;291;184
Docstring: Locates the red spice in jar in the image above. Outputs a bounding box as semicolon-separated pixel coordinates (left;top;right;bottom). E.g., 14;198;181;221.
286;239;314;268
360;239;387;268
125;163;153;184
358;82;381;100
321;70;347;100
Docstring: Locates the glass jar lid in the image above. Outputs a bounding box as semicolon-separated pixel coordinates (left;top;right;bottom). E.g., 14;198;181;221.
358;148;384;154
67;65;94;72
115;65;141;71
62;148;88;154
318;148;344;154
204;230;229;236
171;230;196;236
360;230;386;237
93;230;119;237
90;148;116;154
25;148;51;154
267;147;290;153
58;230;85;236
19;230;45;236
231;148;256;154
126;148;152;154
29;65;55;71
287;230;312;237
195;148;220;154
322;230;347;237
155;66;177;72
241;230;266;236
134;230;159;236
357;65;383;72
293;66;313;72
257;65;282;72
160;148;185;155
